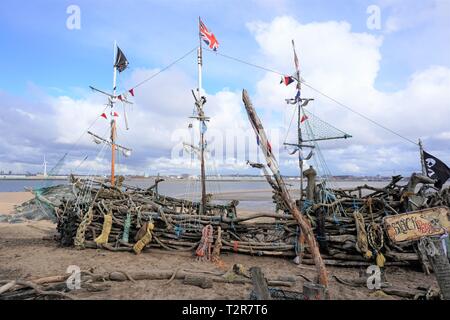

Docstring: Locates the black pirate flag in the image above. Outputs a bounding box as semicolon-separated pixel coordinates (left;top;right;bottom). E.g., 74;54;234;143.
114;46;129;73
423;151;450;189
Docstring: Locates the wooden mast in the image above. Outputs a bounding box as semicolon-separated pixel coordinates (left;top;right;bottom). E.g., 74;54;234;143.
242;89;328;288
292;40;304;202
197;17;207;214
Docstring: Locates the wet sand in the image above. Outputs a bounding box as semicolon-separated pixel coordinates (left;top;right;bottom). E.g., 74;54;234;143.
0;192;33;214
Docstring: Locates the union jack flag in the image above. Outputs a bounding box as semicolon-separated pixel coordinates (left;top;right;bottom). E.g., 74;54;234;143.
199;18;219;51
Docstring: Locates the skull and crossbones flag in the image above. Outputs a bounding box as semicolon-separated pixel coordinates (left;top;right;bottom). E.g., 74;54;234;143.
114;46;129;73
423;151;450;189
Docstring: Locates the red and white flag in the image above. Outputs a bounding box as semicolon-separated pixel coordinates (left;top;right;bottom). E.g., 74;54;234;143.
301;115;308;123
200;18;219;51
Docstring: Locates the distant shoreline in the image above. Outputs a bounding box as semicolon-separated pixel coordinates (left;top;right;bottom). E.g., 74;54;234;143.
0;176;395;182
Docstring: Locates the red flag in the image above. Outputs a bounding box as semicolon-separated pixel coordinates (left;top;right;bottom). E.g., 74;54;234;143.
117;95;123;101
101;113;107;119
128;88;135;97
301;115;308;123
113;112;119;117
280;76;294;86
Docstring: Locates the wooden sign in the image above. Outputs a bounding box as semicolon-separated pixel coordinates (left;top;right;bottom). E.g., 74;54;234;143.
383;207;450;243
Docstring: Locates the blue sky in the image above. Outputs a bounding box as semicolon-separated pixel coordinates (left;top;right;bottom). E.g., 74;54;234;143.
0;0;449;177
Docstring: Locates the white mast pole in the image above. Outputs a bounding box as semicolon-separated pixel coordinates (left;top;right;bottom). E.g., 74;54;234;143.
197;17;203;99
111;41;118;186
292;40;304;202
113;40;118;98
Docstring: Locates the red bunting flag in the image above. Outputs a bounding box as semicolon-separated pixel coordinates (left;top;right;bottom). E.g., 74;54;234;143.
280;76;294;86
267;141;272;154
117;95;123;101
128;88;135;97
101;113;108;120
301;115;309;123
113;112;119;117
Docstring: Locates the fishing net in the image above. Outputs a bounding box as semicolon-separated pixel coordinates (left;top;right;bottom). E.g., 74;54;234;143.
301;109;351;143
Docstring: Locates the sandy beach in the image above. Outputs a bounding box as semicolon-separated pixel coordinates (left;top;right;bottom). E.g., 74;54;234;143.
0;191;440;300
0;192;33;215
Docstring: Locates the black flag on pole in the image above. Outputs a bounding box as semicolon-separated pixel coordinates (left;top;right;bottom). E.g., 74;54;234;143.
114;46;129;73
423;150;450;189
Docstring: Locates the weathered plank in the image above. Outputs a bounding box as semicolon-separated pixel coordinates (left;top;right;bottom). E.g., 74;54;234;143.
250;267;271;300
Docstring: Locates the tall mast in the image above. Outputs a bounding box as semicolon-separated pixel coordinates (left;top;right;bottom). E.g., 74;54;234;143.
111;41;118;186
197;17;207;214
292;40;304;202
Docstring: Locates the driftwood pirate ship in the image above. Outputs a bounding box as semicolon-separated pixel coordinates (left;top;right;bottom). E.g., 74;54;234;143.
25;20;449;291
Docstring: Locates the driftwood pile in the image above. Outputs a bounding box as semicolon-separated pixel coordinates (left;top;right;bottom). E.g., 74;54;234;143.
51;172;449;268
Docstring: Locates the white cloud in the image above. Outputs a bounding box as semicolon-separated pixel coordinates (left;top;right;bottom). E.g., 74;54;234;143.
2;14;449;177
243;15;450;175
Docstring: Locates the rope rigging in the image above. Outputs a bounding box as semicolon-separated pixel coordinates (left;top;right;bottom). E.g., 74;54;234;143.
204;47;418;147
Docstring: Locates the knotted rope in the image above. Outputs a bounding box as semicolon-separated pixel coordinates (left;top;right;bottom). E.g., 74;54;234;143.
353;211;372;259
212;226;223;265
74;207;94;249
367;222;385;267
196;224;214;261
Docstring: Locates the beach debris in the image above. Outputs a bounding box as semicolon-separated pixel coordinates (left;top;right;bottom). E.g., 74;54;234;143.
0;268;295;300
183;275;213;289
249;267;271;300
303;281;328;300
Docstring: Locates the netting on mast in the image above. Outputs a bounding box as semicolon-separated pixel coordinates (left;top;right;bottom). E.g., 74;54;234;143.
300;107;350;216
301;109;351;143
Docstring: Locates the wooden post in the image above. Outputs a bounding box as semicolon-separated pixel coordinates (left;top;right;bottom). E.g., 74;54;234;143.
242;89;329;288
418;139;427;176
250;267;272;300
303;282;327;300
200;125;207;214
426;237;450;300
